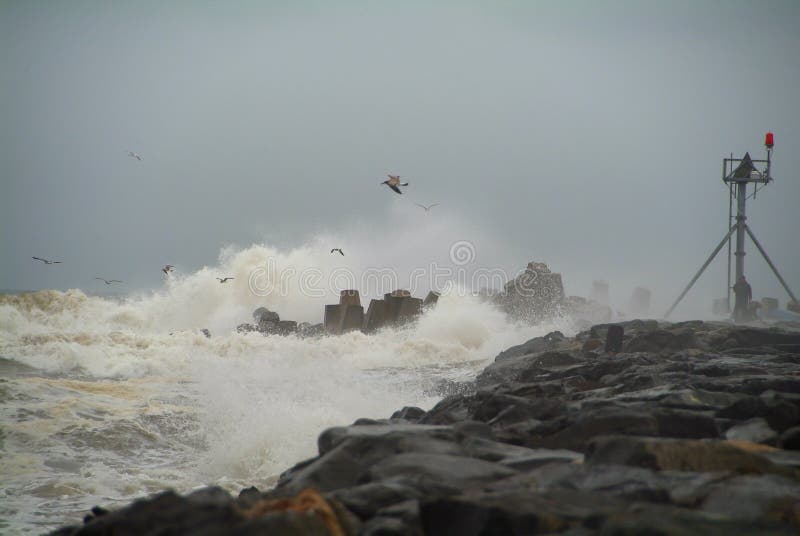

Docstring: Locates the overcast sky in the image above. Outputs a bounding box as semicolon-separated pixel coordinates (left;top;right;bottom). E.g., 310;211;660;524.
2;0;799;315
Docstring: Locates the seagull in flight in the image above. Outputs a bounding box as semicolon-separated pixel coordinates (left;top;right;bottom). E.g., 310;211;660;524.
216;277;234;283
96;278;124;285
32;257;62;265
128;151;143;161
381;174;408;195
162;265;174;276
415;203;439;213
330;248;344;256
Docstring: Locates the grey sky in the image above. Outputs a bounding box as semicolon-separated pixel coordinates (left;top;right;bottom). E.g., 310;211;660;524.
2;0;799;315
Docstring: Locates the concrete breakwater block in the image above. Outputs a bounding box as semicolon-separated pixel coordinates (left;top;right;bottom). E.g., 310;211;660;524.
423;291;440;307
339;289;361;307
397;297;423;323
322;289;430;335
338;305;364;333
324;304;341;334
363;299;390;333
384;290;411;321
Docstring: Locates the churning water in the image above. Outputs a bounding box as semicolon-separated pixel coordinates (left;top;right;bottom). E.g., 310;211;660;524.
0;241;577;534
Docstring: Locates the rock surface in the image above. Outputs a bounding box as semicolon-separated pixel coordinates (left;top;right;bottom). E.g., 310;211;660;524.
52;320;800;535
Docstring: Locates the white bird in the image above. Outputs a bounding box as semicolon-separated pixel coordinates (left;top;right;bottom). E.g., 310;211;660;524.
330;248;344;256
415;203;439;213
32;256;61;265
381;174;409;194
216;277;234;283
128;151;142;161
162;265;174;275
96;278;124;285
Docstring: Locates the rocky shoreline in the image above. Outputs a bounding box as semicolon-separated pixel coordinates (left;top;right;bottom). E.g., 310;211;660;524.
52;320;800;535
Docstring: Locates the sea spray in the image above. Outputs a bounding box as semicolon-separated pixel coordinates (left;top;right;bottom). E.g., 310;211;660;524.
0;230;577;533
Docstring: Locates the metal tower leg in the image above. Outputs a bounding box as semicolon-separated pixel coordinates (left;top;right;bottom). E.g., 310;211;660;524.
744;225;799;304
664;226;737;318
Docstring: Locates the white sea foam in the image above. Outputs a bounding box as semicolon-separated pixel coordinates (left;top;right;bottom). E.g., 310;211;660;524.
0;218;578;533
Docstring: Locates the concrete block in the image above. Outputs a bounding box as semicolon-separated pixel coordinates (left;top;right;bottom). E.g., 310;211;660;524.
397;297;423;323
338;304;364;333
324;304;341;334
384;290;411;321
363;299;390;333
423;291;440;307
339;290;361;307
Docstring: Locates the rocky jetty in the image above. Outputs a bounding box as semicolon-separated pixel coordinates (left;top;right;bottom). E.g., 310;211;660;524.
52;320;800;535
237;307;324;337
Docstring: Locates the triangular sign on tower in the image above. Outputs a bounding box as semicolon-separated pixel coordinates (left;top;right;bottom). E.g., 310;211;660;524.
732;152;758;179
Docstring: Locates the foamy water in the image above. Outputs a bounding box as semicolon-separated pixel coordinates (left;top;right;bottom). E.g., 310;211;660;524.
0;241;577;534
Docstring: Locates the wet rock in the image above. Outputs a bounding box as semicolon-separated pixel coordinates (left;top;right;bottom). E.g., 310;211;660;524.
52;321;800;536
779;426;800;450
236;322;257;333
367;453;517;489
725;418;779;445
605;324;624;352
717;396;800;433
297;322;325;337
700;474;800;523
624;329;698;353
64;488;242;536
586;436;793;476
390;406;426;421
253;307;280;323
420;490;627;536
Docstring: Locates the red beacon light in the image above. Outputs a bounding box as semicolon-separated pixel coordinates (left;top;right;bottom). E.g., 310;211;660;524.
765;132;774;149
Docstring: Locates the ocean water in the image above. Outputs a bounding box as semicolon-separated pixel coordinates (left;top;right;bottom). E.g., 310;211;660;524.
0;243;576;534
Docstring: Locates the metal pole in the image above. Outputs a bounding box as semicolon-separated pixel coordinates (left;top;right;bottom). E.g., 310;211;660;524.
744;225;799;304
725;153;734;311
664;225;737;318
726;179;733;309
733;180;747;314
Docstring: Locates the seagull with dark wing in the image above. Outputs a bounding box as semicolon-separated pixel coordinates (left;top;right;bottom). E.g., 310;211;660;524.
32;257;62;265
216;277;234;283
381;174;408;194
415;203;439;213
162;264;174;276
96;278;124;285
330;248;344;256
128;151;142;161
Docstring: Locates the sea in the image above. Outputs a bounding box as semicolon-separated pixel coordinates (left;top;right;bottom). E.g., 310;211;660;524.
0;242;576;534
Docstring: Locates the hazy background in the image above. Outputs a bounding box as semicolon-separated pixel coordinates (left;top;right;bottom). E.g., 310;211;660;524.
2;0;799;317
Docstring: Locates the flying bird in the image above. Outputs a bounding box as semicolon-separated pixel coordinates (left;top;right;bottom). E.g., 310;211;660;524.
162;265;174;275
216;277;234;283
32;257;61;265
96;278;124;285
381;174;409;195
415;203;439;213
128;151;142;161
330;248;344;256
